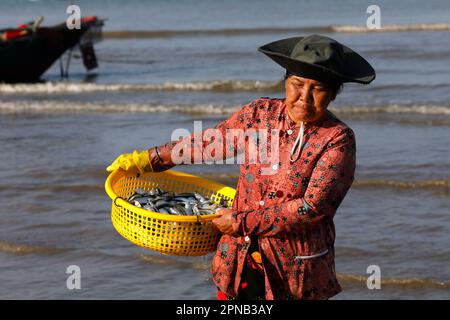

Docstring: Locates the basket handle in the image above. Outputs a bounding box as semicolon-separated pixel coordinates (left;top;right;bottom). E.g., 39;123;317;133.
113;196;124;208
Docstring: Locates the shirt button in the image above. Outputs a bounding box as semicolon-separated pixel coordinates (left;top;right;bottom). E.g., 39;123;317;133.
287;129;293;135
244;236;250;242
272;164;278;170
259;200;265;206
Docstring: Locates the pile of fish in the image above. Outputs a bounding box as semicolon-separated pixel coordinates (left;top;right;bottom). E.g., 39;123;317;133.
126;187;229;216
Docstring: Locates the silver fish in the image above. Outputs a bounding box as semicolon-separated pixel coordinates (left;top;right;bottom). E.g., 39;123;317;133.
173;204;187;215
158;208;170;214
127;193;142;202
133;200;142;208
154;200;175;209
134;197;151;206
172;196;197;203
143;204;157;211
194;192;207;203
183;203;194;215
168;207;182;215
199;209;216;215
127;187;229;216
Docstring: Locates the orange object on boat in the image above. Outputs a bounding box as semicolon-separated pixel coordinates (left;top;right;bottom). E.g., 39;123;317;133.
81;16;98;24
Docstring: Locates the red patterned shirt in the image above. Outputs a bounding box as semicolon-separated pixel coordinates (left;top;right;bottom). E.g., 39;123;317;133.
153;97;356;300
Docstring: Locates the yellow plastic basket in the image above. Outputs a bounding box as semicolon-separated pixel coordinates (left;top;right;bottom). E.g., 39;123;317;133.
105;169;236;256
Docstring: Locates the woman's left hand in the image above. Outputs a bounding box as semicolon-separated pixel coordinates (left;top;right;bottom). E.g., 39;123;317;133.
212;208;236;235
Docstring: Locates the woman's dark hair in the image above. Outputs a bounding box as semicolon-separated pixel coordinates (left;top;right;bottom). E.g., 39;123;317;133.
284;70;344;96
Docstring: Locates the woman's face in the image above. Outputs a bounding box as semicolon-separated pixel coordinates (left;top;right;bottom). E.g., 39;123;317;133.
285;74;336;123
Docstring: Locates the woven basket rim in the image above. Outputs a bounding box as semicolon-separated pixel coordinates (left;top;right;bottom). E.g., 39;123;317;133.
105;169;235;222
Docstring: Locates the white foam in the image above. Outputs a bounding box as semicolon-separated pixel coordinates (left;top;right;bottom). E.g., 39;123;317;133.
0;100;239;114
0;101;449;116
0;80;279;94
331;23;450;33
334;104;450;115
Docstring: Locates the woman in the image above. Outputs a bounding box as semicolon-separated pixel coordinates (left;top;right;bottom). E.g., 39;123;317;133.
107;34;376;300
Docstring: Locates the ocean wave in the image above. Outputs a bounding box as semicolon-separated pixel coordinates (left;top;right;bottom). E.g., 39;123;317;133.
2;81;449;96
103;26;332;39
335;105;450;116
0;80;282;94
180;175;450;192
102;23;450;39
3;175;448;195
137;251;450;289
353;179;450;190
332;23;450;33
0;241;65;255
336;246;378;258
0;183;105;195
337;273;450;289
137;253;210;271
369;83;450;92
1;100;450;117
0;101;238;114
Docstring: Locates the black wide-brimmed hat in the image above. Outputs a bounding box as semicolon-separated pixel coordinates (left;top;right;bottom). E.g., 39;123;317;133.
258;34;375;85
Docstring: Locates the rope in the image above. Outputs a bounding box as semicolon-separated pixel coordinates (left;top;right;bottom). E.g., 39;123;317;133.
289;121;305;162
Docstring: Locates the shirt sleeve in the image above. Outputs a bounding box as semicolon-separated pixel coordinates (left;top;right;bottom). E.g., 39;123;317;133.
231;127;356;237
149;99;259;171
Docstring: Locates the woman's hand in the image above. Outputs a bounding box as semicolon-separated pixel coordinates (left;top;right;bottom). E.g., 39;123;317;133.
106;149;153;174
212;208;236;235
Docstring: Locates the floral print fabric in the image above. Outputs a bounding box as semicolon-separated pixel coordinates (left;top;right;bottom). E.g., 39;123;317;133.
155;97;356;299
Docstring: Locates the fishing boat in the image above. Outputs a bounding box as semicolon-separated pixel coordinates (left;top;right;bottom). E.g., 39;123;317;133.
0;16;104;83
